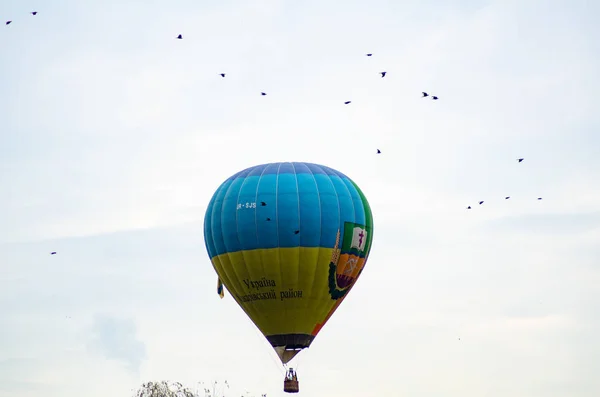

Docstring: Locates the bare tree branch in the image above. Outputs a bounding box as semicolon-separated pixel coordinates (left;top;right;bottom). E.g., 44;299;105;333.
133;380;200;397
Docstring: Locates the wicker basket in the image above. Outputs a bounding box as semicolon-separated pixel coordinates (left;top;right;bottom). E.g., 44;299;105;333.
283;379;300;393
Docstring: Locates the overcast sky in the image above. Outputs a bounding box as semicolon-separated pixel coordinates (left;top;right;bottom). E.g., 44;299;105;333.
1;0;599;396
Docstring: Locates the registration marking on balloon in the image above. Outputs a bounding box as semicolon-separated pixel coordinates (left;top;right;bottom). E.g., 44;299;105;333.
236;202;257;209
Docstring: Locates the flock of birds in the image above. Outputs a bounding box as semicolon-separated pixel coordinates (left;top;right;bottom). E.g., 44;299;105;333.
4;11;542;252
465;157;543;210
5;11;442;152
177;28;540;214
174;33;441;153
177;35;441;109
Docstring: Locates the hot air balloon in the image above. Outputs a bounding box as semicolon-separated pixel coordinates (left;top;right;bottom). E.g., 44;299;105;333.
203;162;374;393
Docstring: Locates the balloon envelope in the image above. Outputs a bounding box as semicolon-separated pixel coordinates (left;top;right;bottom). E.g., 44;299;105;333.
204;162;374;363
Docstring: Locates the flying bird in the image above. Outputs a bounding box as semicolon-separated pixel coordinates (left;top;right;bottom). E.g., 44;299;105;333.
294;230;300;234
380;71;386;78
31;11;37;15
432;96;439;100
377;149;381;154
176;34;182;39
220;73;225;77
537;197;543;200
344;101;351;104
518;158;524;162
261;92;266;95
422;92;429;97
266;218;271;221
479;201;484;205
50;252;57;255
261;202;266;206
5;21;12;25
366;53;372;56
467;206;472;209
505;196;510;199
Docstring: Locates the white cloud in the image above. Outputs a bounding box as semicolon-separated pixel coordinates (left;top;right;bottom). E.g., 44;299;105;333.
87;314;147;373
